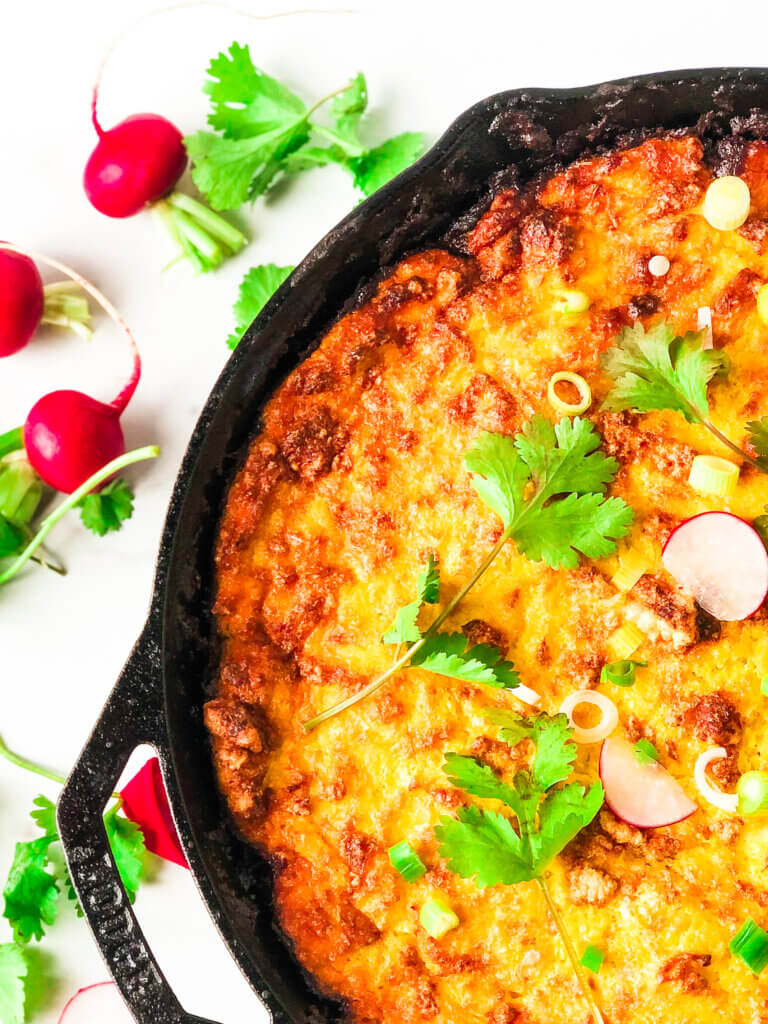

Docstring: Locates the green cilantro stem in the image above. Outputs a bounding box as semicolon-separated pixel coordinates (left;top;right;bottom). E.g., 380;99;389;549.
303;526;512;730
0;446;159;587
699;415;764;473
0;733;68;787
0;427;24;460
537;875;605;1024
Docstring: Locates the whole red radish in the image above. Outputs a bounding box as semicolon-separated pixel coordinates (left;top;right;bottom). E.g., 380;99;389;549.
84;113;187;218
83;72;246;271
0;250;43;356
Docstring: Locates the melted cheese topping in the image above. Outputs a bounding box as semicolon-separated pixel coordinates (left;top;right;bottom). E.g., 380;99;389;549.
208;135;768;1024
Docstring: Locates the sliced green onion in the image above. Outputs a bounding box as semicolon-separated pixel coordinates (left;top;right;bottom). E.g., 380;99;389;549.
547;372;592;415
580;944;604;974
761;675;768;698
600;659;647;687
388;840;427;882
554;288;591;315
730;918;768;975
419;897;459;939
633;739;660;765
737;771;768;816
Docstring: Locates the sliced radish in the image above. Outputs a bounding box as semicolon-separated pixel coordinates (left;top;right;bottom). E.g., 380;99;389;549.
58;982;133;1023
662;512;768;621
599;736;697;829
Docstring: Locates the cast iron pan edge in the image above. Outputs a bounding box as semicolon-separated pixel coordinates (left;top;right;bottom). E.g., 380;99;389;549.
58;67;768;1024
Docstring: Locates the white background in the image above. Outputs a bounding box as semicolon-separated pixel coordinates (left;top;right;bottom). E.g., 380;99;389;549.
1;0;767;1020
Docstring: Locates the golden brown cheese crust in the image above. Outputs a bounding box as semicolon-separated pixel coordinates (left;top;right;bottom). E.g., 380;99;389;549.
209;135;768;1024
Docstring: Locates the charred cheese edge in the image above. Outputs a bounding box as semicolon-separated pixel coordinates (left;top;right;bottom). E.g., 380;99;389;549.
207;135;768;1024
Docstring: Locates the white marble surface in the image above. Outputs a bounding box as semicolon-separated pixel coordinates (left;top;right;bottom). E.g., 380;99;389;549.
1;0;765;1019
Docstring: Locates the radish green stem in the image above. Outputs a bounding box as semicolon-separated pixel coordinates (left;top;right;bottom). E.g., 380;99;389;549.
0;428;24;460
303;526;513;730
166;193;246;252
0;446;160;586
41;281;93;341
537;875;605;1024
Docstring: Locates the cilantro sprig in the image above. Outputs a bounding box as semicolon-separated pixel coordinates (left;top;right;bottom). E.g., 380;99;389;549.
2;795;146;944
186;44;426;212
303;415;630;729
435;711;605;1024
601;322;767;474
0;734;149;1021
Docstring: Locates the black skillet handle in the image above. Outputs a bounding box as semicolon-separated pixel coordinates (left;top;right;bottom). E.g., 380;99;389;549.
57;623;223;1024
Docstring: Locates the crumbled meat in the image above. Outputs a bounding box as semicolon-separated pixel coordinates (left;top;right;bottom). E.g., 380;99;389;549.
658;953;711;993
598;412;695;482
519;208;573;269
710;746;740;788
684;692;742;745
462;618;507;651
625;574;698;649
645;832;682;861
203;698;264;752
712;267;762;317
599;809;644;848
627;293;660;319
280;406;347;483
566;864;619;906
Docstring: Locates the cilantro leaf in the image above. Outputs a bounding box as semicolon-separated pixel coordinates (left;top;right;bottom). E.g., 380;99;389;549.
226;264;294;349
29;796;57;839
410;632;520;689
514;416;619;498
600;322;728;421
382;555;440;645
436;712;604;888
347;132;426;196
187;46;424;210
754;505;768;548
3;839;59;943
435;804;531;887
104;808;146;904
186;127;310;211
747;418;768;471
330;73;368;150
78;479;134;537
485;710;576;790
204;42;307;139
442;753;520;807
464;432;528;529
465;416;632;569
416;554;440;605
0;944;27;1024
532;782;605;866
513;492;634;570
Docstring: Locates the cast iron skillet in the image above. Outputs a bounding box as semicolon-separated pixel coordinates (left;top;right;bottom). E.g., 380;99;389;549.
58;68;768;1024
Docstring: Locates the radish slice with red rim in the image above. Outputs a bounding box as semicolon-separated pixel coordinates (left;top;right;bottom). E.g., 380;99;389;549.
599;737;697;829
662;512;768;621
58;982;133;1023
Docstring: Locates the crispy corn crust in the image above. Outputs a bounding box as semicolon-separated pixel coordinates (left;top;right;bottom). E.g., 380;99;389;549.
208;135;768;1024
